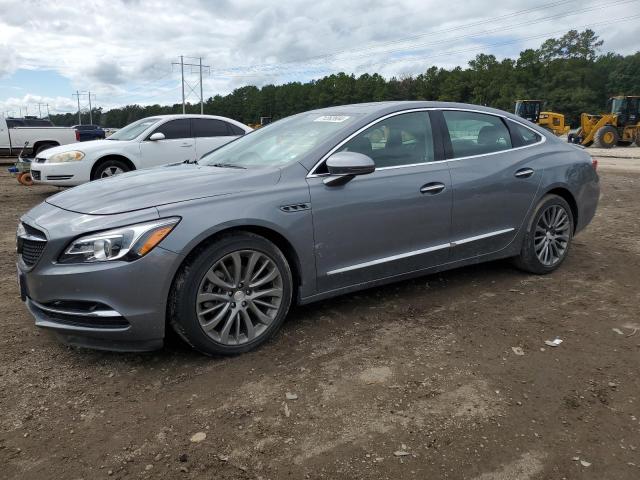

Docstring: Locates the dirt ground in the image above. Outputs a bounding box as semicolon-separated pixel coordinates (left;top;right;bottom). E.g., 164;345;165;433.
0;160;638;480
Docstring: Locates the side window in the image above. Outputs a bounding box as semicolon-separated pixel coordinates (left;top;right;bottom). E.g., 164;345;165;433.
227;123;246;136
192;118;232;137
151;119;191;140
338;112;434;168
443;111;512;158
509;121;542;146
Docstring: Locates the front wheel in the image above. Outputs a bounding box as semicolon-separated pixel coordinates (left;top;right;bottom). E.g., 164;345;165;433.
593;126;618;149
92;159;130;180
513;194;574;274
169;232;293;355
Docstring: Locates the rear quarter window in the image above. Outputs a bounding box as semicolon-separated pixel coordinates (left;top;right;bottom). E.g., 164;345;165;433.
508;121;542;147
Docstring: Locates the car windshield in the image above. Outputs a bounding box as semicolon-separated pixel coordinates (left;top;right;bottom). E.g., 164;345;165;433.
108;117;161;141
199;113;360;168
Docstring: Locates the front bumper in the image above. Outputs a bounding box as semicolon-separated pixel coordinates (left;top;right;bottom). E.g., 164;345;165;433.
31;159;92;186
18;203;184;352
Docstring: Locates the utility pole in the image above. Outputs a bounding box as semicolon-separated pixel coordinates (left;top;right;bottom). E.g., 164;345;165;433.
88;92;93;124
73;90;82;124
180;56;185;114
199;57;204;114
172;56;210;115
36;102;49;118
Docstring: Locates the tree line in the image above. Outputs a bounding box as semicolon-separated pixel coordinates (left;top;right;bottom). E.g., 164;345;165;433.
50;29;640;129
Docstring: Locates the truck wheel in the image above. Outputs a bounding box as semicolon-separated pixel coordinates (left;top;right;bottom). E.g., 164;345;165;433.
34;143;55;156
593;126;618;149
92;159;130;180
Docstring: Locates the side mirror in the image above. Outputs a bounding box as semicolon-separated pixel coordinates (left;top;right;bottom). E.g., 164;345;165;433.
149;132;165;141
324;151;375;186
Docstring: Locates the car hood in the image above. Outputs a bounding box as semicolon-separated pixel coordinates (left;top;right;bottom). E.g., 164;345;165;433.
39;139;125;158
46;164;282;215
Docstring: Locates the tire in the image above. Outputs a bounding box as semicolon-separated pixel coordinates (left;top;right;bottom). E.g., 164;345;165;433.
513;194;574;275
593;125;618;149
169;232;293;356
17;172;33;186
91;158;130;180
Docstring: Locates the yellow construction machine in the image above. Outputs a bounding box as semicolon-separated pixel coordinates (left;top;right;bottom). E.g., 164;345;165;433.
514;100;570;136
569;96;640;148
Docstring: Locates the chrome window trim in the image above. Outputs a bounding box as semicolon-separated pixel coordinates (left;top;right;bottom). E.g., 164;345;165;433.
326;227;515;275
306;107;546;178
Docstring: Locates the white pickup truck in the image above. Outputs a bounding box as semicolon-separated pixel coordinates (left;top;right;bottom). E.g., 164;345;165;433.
0;116;78;157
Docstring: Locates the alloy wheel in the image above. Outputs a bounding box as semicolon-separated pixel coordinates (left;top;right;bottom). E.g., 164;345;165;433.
101;166;124;177
534;205;570;266
195;249;283;345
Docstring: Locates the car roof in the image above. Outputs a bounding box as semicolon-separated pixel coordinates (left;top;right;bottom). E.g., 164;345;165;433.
306;101;512;117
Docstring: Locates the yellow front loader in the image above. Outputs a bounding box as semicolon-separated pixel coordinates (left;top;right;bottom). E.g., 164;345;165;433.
569;96;640;149
514;100;570;136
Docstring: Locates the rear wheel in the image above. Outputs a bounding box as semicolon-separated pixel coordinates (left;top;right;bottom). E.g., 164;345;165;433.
513;194;574;274
593;126;618;148
169;232;293;356
92;159;130;180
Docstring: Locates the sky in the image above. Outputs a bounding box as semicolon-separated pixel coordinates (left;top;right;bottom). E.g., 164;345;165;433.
0;0;638;117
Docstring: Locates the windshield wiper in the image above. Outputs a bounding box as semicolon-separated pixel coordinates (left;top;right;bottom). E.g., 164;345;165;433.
210;162;246;169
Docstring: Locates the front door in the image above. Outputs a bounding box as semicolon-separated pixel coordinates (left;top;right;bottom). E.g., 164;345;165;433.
139;118;195;167
437;109;543;261
307;111;452;292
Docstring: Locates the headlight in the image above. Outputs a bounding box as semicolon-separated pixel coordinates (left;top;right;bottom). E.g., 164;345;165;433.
46;151;85;163
58;217;180;264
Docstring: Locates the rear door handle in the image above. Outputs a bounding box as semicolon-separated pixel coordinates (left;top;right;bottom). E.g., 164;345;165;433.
515;168;534;178
420;182;446;194
180;144;193;148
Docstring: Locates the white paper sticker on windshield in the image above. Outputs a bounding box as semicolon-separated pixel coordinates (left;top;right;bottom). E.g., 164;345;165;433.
314;115;350;123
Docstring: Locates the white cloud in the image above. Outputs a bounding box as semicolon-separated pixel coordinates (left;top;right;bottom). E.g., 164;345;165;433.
0;0;638;111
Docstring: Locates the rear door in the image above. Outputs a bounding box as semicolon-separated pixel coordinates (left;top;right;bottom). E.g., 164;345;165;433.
139;118;195;167
307;110;453;292
192;118;243;159
437;109;543;261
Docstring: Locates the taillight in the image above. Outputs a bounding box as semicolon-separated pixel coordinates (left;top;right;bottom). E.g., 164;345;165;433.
75;130;80;141
591;157;598;171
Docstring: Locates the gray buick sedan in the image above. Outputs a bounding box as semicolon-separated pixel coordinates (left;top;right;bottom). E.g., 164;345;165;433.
17;102;599;355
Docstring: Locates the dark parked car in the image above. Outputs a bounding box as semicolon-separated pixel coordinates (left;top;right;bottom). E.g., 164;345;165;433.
73;124;106;141
17;102;599;356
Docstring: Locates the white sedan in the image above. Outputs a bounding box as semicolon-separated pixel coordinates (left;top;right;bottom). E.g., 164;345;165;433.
31;114;252;186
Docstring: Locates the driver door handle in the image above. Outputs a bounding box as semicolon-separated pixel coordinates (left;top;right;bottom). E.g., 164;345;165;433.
515;168;534;178
420;182;446;195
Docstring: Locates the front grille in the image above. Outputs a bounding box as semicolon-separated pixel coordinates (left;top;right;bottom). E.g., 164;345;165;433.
31;170;41;180
18;224;47;267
